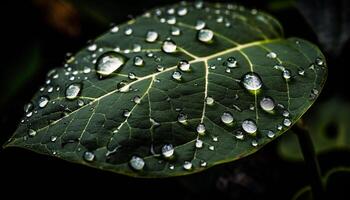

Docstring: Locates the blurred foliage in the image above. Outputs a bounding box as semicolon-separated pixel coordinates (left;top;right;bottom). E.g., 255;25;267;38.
293;167;350;200
278;98;350;161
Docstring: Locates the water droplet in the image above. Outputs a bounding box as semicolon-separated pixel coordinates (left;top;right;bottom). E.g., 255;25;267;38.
277;124;283;130
96;52;127;77
251;140;258;147
38;96;49;108
283;118;291;127
50;136;57;142
235;131;244;140
309;88;319;100
167;16;176;24
133;96;141;104
225;57;238;68
123;109;131;117
177;7;188;16
83;151;95;162
111;26;119;33
242;72;262;91
267;130;275;138
195;139;203;148
162;144;174;158
133;56;144;66
195;20;206;30
169;165;175;170
206;96;214;105
47;86;54;93
65;83;82;100
124;27;133;35
156;65;164;72
282;110;290;117
162;39;177;53
200;160;207;167
24;103;34;113
242;120;257;134
172;71;182;81
28;129;37;137
198;29;214;43
196;123;206;135
260;97;275;112
177;113;187;124
146;30;158;42
129;156;145;171
87;44;97;51
83;66;91;74
26;111;33;117
315;58;324;66
171;26;181;36
177;60;191;72
212;136;218;142
150;118;160;126
183;161;192;170
266;52;277;59
298;69;305;76
128;72;137;80
221;112;234;125
77;99;84;107
249;104;255;111
283;69;291;80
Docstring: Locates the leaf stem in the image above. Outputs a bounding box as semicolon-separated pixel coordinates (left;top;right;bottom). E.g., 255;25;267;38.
293;120;325;200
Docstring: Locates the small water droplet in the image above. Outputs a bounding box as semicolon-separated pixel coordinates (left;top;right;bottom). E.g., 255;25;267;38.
277;124;283;130
283;118;291;127
77;99;84;107
196;123;206;135
111;26;119;33
309;88;319;100
206;96;214;105
251;140;258;147
178;60;191;71
266;52;277;59
172;71;182;81
156;65;164;72
24;103;34;113
315;58;324;66
146;30;158;43
123;109;131;117
167;16;176;24
38;96;49;108
50;136;57;142
26;111;33;117
129;156;145;171
212;136;218;142
267;130;275;138
183;161;192;170
96;52;127;77
65;83;82;100
282;110;290;117
235;131;244;140
283;69;291;80
177;7;188;16
87;44;97;52
242;72;262;91
28;129;37;137
225;57;238;68
128;72;137;80
133;56;144;66
209;145;215;151
162;144;174;158
260;97;275;112
298;69;305;76
200;160;207;167
195;20;206;30
242;120;257;134
171;26;181;36
133;95;141;104
195;139;203;148
177;113;187;124
198;29;214;43
221;112;234;125
162;39;177;53
124;27;133;35
83;151;95;162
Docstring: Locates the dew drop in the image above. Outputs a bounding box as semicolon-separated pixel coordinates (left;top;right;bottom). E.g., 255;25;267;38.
77;99;84;107
129;156;145;171
251;140;258;147
146;30;158;43
212;136;218;142
65;83;82;100
128;72;137;80
111;26;119;33
200;160;207;167
133;56;144;66
206;96;214;105
172;71;182;81
26;111;33;117
87;44;97;51
282;110;290;117
283;118;291;127
196;123;206;135
267;130;275;138
277;124;283;130
83;151;95;162
266;52;277;59
123;109;131;117
242;120;257;134
38;96;49;108
162;144;174;158
133;95;141;104
242;72;262;91
50;136;57;142
83;66;91;74
195;20;206;30
209;145;215;151
156;65;164;72
315;58;324;66
235;131;244;140
178;60;191;71
169;165;175;170
221;112;234;125
198;29;214;43
28;129;37;137
124;27;133;35
171;26;181;36
96;52;127;77
195;139;203;148
177;7;188;16
260;97;275;111
298;69;305;76
24;103;34;113
225;57;238;68
283;69;291;80
309;88;319;100
183;161;192;170
162;39;177;53
177;113;187;124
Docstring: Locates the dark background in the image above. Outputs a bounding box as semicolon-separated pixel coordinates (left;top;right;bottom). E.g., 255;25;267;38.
1;0;349;199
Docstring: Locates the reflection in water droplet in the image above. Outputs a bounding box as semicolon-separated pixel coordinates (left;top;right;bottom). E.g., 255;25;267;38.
195;139;203;148
133;56;144;66
146;30;158;43
198;29;214;43
156;65;164;72
96;52;126;77
162;39;177;53
77;99;84;107
242;120;257;134
183;161;192;170
221;112;234;125
178;60;191;71
277;124;283;130
162;144;174;158
206;96;214;105
28;129;37;137
38;96;49;108
242;72;262;91
83;151;95;162
282;110;290;117
196;123;206;135
130;156;145;171
260;97;275;112
65;83;82;100
172;71;182;81
169;165;175;170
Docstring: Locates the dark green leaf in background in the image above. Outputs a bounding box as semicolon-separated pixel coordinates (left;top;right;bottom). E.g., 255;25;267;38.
4;2;327;177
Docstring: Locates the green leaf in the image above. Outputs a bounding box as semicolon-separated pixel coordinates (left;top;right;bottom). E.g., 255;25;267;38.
4;2;327;177
278;98;350;161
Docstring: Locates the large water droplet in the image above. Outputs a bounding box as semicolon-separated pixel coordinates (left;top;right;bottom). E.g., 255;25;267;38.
178;60;191;71
196;123;206;135
65;83;82;100
38;96;49;108
242;72;262;91
96;52;127;77
260;97;275;112
198;29;214;43
133;56;144;66
129;156;145;171
162;39;177;53
183;161;192;170
242;120;257;134
195;139;203;148
162;144;174;158
221;112;234;125
172;71;182;81
83;151;95;162
28;129;37;137
146;30;158;43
